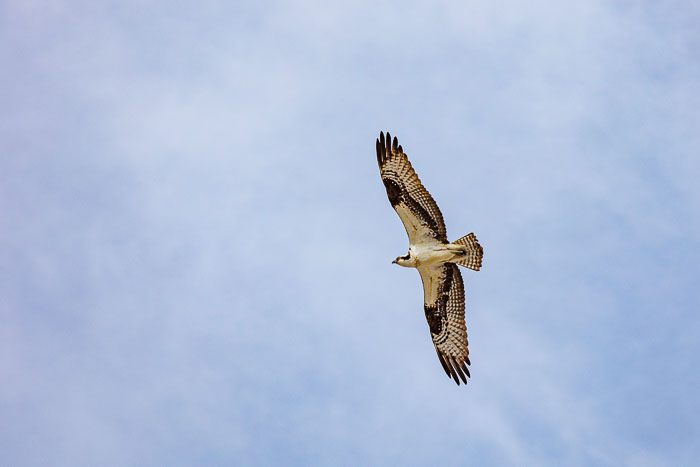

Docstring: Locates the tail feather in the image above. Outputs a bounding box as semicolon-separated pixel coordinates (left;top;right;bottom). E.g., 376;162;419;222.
451;233;483;271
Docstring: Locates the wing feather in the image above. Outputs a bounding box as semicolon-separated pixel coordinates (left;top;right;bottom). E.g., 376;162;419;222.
376;131;447;244
419;263;470;385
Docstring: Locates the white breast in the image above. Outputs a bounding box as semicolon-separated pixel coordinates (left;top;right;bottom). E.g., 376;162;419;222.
410;243;454;266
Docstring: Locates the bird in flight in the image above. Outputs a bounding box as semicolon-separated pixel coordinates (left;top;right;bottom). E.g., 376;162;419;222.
376;131;483;386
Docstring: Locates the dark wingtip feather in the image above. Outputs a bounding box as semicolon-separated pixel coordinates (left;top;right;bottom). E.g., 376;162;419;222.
436;348;471;386
451;356;468;384
392;136;398;152
445;357;461;385
461;360;471;378
436;347;452;377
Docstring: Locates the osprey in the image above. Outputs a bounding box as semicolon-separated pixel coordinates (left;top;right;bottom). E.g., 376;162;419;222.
376;131;483;386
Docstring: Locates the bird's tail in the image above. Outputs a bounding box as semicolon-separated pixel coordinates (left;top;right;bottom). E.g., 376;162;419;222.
450;233;483;271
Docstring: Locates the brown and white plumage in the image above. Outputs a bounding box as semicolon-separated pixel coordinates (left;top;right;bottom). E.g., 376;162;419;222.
376;131;483;386
376;132;447;245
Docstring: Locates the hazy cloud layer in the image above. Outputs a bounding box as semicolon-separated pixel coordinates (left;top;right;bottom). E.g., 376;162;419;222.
2;1;699;465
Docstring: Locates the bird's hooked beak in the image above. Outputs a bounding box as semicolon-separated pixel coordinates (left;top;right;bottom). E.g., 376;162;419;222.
392;259;398;264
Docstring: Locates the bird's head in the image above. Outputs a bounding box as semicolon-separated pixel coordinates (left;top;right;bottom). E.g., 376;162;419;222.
392;253;412;267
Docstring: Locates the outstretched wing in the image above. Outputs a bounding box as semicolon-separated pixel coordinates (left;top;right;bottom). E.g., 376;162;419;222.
418;263;471;385
376;131;447;245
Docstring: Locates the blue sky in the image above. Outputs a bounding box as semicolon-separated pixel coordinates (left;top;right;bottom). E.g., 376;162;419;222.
2;1;699;465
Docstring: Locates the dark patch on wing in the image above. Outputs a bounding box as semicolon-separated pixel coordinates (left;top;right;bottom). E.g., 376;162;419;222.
403;191;443;240
437;263;454;317
423;304;442;335
441;263;454;290
382;178;402;207
424;264;454;337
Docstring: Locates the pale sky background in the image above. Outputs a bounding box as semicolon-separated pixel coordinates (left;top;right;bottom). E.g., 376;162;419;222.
2;1;699;466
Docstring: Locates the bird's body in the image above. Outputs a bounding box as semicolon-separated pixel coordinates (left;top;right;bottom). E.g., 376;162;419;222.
376;131;483;386
397;242;468;268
